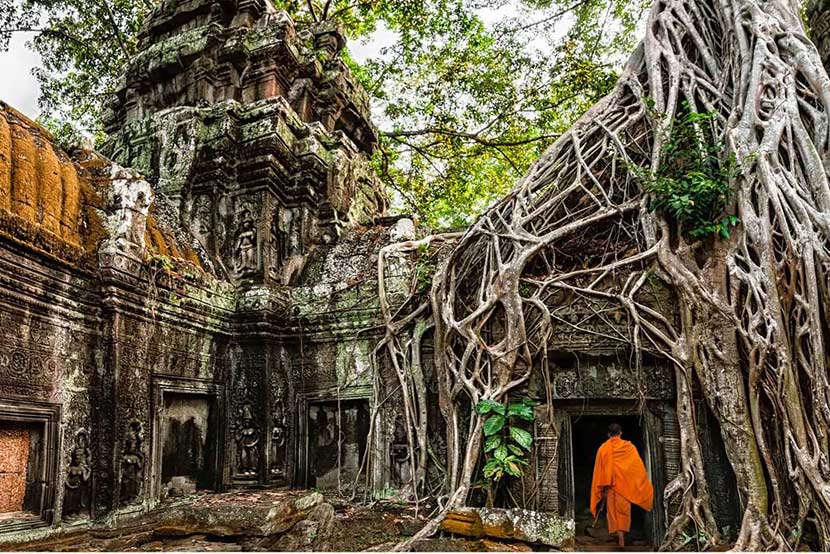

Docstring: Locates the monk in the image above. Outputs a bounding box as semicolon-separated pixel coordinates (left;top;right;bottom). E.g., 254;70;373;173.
590;423;654;547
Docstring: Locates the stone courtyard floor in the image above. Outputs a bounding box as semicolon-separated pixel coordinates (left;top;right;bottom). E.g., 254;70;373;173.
0;490;570;552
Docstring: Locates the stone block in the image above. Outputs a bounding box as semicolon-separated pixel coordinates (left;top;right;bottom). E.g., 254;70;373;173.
440;507;574;548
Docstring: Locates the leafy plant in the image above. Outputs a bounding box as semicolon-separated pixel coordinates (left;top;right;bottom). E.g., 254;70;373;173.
475;397;536;507
414;243;436;293
636;102;741;239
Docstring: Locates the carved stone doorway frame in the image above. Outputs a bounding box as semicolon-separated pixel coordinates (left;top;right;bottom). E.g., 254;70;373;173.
295;385;375;490
149;376;225;505
0;398;61;533
556;400;669;548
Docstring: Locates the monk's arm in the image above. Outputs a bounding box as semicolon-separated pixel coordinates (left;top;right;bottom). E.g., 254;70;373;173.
590;445;611;516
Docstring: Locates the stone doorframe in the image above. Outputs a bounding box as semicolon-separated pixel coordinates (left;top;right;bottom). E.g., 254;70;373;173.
149;376;225;504
295;385;376;490
0;398;61;533
555;400;670;548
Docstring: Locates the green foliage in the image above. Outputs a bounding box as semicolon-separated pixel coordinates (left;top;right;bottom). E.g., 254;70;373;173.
414;243;437;293
477;398;535;488
1;0;153;135
1;0;648;225
637;102;741;239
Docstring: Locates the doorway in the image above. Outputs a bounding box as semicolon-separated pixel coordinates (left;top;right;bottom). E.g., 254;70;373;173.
571;414;651;549
305;399;370;489
159;393;218;497
0;400;60;532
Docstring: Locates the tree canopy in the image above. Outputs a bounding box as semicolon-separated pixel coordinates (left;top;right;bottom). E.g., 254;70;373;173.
0;0;648;227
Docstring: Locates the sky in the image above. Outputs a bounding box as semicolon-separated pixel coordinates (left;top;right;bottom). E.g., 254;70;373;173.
0;30;41;118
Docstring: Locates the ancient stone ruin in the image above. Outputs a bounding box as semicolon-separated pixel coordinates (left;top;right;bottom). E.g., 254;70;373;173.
0;0;744;549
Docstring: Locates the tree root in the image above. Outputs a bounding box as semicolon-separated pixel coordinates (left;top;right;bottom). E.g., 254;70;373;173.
378;0;830;550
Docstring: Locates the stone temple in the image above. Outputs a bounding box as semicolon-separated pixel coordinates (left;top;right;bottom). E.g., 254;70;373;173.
0;0;742;548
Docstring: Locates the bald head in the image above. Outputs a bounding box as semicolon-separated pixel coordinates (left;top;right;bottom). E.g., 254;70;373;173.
608;423;622;437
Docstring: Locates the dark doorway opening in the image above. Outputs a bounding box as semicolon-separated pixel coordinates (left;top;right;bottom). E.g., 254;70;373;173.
160;393;218;497
306;399;370;489
571;414;651;549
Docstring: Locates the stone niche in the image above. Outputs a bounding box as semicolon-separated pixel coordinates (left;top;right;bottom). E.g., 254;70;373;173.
0;401;60;532
151;378;223;501
299;395;371;490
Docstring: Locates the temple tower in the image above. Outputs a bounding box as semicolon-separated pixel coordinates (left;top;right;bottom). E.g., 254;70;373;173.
102;0;387;287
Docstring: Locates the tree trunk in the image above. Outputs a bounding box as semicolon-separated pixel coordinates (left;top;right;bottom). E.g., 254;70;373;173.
409;0;830;550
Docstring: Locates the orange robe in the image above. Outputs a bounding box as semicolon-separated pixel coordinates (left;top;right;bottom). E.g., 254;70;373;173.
590;436;654;534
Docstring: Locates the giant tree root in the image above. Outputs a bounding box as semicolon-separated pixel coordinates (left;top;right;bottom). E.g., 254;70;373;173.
381;0;830;550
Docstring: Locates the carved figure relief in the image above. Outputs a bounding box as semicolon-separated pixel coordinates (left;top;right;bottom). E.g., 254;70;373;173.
270;386;287;479
268;205;286;279
191;195;213;243
236;403;260;476
63;429;92;518
390;416;411;486
120;420;145;505
233;208;258;276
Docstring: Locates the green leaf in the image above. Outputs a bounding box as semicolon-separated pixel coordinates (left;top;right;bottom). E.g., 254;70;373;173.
484;435;501;452
507;444;524;457
483;415;505;436
507;403;534;421
494;446;509;461
504;461;522;477
483;459;503;480
475;399;505;416
510;427;533;450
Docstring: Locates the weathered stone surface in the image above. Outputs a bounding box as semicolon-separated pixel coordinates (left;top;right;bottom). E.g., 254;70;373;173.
154;492;330;539
441;507;575;547
0;424;29;512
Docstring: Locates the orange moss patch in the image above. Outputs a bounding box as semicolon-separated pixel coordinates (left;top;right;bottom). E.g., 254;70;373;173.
0;115;10;211
183;247;203;269
0;103;209;276
145;215;170;256
60;162;81;244
35;137;63;236
10;122;38;223
0;424;30;513
0;103;88;253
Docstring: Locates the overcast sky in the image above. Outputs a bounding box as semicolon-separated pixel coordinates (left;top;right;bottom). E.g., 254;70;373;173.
0;31;42;118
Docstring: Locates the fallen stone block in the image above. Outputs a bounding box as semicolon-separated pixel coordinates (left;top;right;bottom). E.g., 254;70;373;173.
153;492;329;539
440;507;574;547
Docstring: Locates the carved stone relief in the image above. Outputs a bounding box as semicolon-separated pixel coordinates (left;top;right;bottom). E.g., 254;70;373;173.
100;165;153;260
551;359;673;400
270;385;288;480
233;202;258;277
390;415;411;487
120;420;145;505
190;194;214;247
63;429;92;518
235;403;260;477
